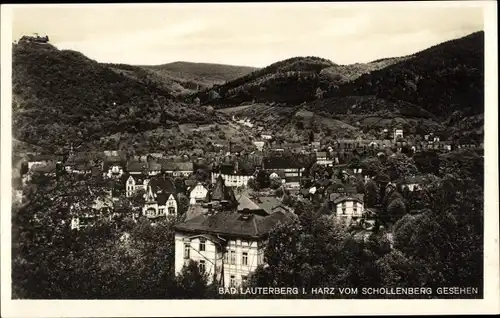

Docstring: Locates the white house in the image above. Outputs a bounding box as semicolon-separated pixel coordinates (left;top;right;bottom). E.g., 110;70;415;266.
331;194;364;224
253;141;265;151
393;129;404;142
211;162;255;188
126;175;149;198
142;177;178;219
189;182;209;205
173;196;295;287
260;133;273;140
103;157;124;179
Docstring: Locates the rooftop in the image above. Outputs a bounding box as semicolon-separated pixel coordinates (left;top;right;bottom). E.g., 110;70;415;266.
174;209;295;239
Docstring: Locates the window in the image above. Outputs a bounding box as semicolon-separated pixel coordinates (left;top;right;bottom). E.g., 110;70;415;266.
159;208;164;215
184;244;190;259
241;275;248;285
199;238;206;252
168;207;175;215
242;252;248;266
199;260;205;273
230;250;236;265
230;275;236;287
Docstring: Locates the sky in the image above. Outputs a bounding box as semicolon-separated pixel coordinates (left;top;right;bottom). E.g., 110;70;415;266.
10;2;484;67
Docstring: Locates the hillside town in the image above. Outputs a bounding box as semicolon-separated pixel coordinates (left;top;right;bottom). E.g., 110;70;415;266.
16;123;483;288
8;5;488;305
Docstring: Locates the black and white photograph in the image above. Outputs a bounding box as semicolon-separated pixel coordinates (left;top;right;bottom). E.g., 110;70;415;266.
1;2;498;317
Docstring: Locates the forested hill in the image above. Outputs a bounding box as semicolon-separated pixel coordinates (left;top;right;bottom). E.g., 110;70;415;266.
104;61;258;97
12;42;214;152
327;31;484;120
192;56;336;106
143;61;259;83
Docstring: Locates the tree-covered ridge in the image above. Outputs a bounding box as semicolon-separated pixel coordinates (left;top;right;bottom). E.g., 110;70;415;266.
142;61;259;83
329;31;484;120
320;55;414;85
12;42;214;152
305;95;436;118
193;56;335;106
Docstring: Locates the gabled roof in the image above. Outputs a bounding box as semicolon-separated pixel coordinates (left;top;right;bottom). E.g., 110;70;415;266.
237;194;263;212
331;193;364;205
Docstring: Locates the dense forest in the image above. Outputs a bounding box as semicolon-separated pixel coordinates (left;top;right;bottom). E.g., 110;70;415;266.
12;42;215;153
327;31;484;120
193;56;335;106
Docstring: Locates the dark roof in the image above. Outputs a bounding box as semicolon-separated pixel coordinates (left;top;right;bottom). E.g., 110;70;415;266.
126;173;147;184
331;194;364;205
148;161;162;171
210;175;236;203
149;176;176;194
174;209;294;239
263;156;302;170
160;160;194;171
231;145;244;153
31;163;57;173
284;176;301;183
127;161;148;173
29;154;62;162
215;162;255;176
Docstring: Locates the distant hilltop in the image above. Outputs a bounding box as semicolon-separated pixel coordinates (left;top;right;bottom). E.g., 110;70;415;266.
18;34;50;44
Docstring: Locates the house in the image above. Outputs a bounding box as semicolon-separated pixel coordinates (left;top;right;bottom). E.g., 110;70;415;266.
173;195;295;287
316;151;333;166
252;141;265;151
211;162;255;188
70;196;114;230
160;160;194;177
103;156;125;179
262;156;304;189
189;182;209;205
399;175;425;192
27;154;62;170
127;161;148;175
203;175;239;211
125;174;149;198
142;176;178;220
260;132;273;140
64;153;94;174
24;162;58;184
393;129;404;142
330;193;364;223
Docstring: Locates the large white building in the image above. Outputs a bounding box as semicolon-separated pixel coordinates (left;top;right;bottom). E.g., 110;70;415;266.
173;192;295;287
211;162;255;188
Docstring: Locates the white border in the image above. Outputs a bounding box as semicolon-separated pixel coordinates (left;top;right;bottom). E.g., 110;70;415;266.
1;2;499;317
